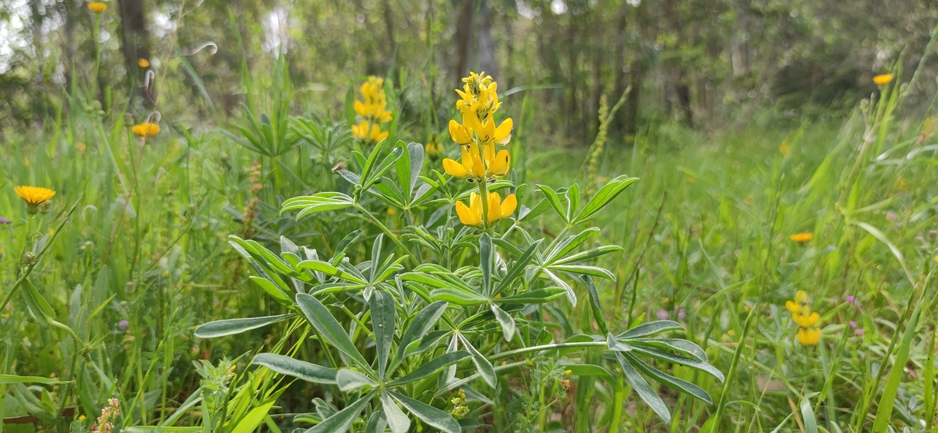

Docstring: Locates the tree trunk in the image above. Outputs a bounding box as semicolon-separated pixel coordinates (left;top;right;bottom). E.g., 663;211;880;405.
454;0;475;81
118;0;154;107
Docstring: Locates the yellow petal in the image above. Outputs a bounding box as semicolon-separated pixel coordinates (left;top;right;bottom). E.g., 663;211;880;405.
796;328;820;346
487;192;502;223
478;118;496;142
785;300;800;314
456;200;481;226
354;100;367;117
443;158;469;178
471;153;486;178
500;194;517;218
449;120;472;145
488;149;510;176
494;118;513;144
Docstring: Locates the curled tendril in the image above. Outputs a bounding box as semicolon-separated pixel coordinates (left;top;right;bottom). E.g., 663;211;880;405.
145;111;162;124
181;42;218;57
143;69;156;93
81;205;98;222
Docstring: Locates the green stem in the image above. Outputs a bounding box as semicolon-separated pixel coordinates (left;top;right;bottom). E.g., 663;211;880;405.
488;341;608;361
354;204;414;265
710;302;759;432
478;177;490;232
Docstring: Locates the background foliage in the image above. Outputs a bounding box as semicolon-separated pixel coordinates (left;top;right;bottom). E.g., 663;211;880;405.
3;0;938;432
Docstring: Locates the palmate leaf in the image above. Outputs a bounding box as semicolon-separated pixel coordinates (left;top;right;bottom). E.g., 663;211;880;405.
370;290;396;379
282;192;355;218
252;353;337;384
381;391;410;433
304;392;374;433
194;313;295;338
389;391;461;433
390;301;448;371
295;294;370;370
573;175;638;224
624;352;712;405
387;351;470;387
616;352;671;423
458;334;497;388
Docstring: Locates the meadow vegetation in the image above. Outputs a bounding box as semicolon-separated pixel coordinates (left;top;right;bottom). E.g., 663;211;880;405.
3;1;938;433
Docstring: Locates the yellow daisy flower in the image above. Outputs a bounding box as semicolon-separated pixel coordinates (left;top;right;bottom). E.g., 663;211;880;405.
789;232;812;243
132;123;160;138
873;74;894;86
88;2;107;13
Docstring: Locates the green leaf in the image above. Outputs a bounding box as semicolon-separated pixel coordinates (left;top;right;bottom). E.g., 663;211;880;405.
250;276;292;305
0;375;65;385
552;264;616;280
370;291;396;379
872;299;922;432
801;396;819;433
543;269;576;306
565;183;580;221
389;391;461;433
616;352;670;423
628;338;708;362
479;233;494;297
282;192;355;218
581;276;608;335
574;175;638;224
493;240;542;295
391;301;448;371
629;345;725;382
618;320;684;339
336;368;377;391
296;294;370;370
557;363;612;378
232;394;282;433
458;334;497;388
430;288;487;306
252;353;337;384
625;352;712;404
305;392;374;433
537;184;569;223
296;259;367;284
380;391;410;433
490;304;516;341
388;351;470;387
194;313;295;338
362;146;404;192
492;288;568;304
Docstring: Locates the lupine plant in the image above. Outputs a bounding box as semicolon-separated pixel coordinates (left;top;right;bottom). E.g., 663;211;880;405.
196;73;724;431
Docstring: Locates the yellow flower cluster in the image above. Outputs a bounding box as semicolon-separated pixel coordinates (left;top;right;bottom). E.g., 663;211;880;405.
444;73;517;227
873;74;894;86
785;291;821;346
88;1;107;13
351;77;392;145
789;232;812;243
132;123;160;138
442;72;513;181
455;191;517;227
15;186;56;215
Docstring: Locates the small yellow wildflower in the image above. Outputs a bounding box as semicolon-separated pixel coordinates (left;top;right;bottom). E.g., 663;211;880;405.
455;191;517;226
786;290;821;346
79;415;86;421
15;186;56;206
564;369;572;375
873;74;894;86
132;123;160;138
789;233;812;243
796;328;821;346
425;133;442;161
77;142;87;153
387;208;397;216
137;58;149;68
351;121;389;145
87;1;107;13
779;139;791;157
